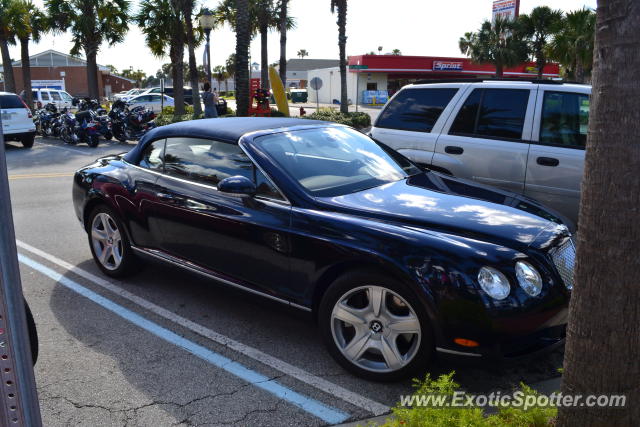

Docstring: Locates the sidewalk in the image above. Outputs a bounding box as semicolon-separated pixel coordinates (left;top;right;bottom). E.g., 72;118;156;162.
337;377;562;427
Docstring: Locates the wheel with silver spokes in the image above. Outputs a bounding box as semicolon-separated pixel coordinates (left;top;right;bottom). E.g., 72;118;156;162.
87;206;137;277
320;271;432;381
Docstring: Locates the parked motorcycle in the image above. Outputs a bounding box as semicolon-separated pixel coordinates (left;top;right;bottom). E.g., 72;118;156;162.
79;99;112;140
34;103;62;138
109;100;156;142
60;108;101;147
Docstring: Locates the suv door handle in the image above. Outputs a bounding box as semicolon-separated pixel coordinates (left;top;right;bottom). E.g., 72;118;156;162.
536;157;559;167
445;146;464;155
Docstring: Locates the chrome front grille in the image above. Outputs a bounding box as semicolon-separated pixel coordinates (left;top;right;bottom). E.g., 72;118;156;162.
551;239;576;290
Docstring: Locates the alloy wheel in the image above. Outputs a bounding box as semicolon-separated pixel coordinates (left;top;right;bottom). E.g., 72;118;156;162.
330;285;422;373
91;212;123;271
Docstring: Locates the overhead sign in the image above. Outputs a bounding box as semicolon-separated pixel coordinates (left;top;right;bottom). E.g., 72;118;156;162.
492;0;519;22
349;65;369;70
31;79;64;90
433;61;463;72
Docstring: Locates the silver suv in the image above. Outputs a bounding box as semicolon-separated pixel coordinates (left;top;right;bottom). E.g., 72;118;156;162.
371;80;590;227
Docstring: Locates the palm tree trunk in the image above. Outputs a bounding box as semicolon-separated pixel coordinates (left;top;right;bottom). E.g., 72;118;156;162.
278;0;289;86
575;55;585;83
557;2;640;426
0;37;16;93
85;44;100;99
260;24;269;90
184;4;202;117
235;0;250;116
20;38;33;109
336;1;348;113
536;49;545;79
171;42;186;117
495;62;504;78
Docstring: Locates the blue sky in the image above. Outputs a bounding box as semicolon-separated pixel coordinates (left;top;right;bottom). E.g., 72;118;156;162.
10;0;597;76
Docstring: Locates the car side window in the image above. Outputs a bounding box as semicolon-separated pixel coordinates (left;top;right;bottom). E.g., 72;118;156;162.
450;88;530;140
375;88;458;132
163;137;253;187
41;91;50;101
539;91;589;148
138;139;165;171
51;92;62;101
255;168;285;201
61;92;73;101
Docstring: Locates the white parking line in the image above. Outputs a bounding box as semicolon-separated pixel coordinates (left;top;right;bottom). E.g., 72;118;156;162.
38;142;93;156
16;240;391;417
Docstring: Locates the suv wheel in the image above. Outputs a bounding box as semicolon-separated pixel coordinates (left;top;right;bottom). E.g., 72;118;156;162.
319;271;433;381
87;206;137;277
21;133;35;148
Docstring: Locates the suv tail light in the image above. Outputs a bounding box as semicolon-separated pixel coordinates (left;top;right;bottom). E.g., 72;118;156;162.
19;97;33;118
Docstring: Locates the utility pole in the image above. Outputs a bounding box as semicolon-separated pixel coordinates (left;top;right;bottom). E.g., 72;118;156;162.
0;113;43;426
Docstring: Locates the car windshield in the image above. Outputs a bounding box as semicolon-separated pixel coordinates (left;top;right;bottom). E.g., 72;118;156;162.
255;127;419;197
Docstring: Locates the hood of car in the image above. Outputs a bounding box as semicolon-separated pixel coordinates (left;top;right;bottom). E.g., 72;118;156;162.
316;173;566;250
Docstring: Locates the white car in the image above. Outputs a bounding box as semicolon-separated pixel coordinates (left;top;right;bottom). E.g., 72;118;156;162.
127;93;174;113
114;88;144;102
20;88;75;111
1;92;36;148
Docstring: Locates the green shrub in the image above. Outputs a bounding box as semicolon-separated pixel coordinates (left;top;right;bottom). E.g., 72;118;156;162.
381;372;557;427
303;109;371;129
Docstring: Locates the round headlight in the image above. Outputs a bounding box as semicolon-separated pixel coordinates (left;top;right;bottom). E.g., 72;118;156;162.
477;267;511;300
515;261;543;297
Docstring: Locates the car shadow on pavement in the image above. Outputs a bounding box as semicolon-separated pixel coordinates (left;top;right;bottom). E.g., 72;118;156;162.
44;258;563;423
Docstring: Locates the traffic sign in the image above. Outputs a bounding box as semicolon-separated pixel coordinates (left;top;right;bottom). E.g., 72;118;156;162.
310;77;323;91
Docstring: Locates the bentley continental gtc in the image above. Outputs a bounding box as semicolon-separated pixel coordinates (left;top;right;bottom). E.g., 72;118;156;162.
73;118;574;381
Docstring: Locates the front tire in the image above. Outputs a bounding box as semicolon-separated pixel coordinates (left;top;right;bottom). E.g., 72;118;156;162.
87;205;137;278
21;133;35;148
319;271;433;381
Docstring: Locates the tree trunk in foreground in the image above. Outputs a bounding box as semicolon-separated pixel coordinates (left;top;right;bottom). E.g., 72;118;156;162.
235;0;250;116
557;1;640;426
260;24;269;90
184;6;202;117
85;45;100;100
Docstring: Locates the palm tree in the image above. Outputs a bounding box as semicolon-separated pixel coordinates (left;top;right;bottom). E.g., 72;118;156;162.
330;0;348;113
12;0;47;108
235;0;250;116
459;17;528;77
256;0;276;89
47;0;130;100
0;0;20;93
519;6;563;79
278;0;290;86
547;8;596;83
557;1;639;426
225;53;236;86
391;49;401;55
213;65;227;92
297;49;308;59
178;0;202;117
136;0;185;116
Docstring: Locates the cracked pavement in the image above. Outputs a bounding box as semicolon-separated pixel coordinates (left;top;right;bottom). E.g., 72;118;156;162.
6;138;564;426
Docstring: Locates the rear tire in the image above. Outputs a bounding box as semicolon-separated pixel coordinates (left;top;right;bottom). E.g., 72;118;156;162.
104;131;113;140
87;205;138;278
87;135;99;148
319;270;433;381
21;133;35;148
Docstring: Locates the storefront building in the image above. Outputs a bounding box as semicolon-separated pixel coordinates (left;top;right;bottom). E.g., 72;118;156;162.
307;54;560;105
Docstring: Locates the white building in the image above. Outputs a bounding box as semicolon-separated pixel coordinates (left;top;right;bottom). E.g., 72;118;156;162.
306;67;388;105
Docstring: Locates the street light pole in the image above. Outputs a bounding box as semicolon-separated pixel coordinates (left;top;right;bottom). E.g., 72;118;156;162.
198;8;216;86
205;28;212;86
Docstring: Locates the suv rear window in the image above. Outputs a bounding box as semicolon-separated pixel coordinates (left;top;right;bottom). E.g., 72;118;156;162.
0;94;25;109
375;88;458;132
539;91;589;148
450;88;530;140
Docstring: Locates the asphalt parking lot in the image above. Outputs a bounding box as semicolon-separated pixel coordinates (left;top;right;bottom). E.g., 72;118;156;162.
5;136;564;426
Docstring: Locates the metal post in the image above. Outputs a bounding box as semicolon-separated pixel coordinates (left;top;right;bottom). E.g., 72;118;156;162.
355;72;359;113
0;110;43;426
205;29;212;86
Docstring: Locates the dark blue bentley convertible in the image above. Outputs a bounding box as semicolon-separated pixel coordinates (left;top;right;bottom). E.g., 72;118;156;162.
73;117;575;381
